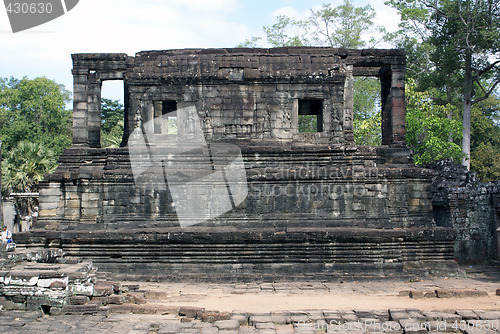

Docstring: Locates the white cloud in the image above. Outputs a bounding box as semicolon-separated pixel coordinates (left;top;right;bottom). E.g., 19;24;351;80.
0;0;250;100
0;0;400;101
272;6;300;18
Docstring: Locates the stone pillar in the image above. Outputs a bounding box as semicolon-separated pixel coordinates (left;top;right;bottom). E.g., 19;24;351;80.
87;72;102;148
381;64;406;146
390;64;406;146
121;81;130;147
72;69;89;146
343;65;354;143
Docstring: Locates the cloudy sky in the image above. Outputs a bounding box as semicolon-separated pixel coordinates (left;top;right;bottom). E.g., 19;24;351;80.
0;0;400;102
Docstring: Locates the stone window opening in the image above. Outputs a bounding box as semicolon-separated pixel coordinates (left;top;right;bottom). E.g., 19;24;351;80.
153;100;178;134
298;99;323;133
100;80;125;148
352;76;382;146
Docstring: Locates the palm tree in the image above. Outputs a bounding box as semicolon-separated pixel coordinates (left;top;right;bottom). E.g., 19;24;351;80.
1;141;56;214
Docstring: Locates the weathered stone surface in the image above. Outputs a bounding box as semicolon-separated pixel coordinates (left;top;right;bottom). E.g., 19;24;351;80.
202;311;231;323
179;306;205;318
0;261;96;311
125;292;146;304
430;160;500;263
13;47;465;281
108;294;126;305
70;295;90;305
93;285;113;297
436;289;488;298
214;319;240;330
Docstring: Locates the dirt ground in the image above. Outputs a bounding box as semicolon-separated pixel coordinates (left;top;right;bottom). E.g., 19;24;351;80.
123;266;500;313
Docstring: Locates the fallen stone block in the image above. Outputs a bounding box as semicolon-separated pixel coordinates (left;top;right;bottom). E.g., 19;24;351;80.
93;285;113;297
202;311;231;323
436;289;488;298
61;304;100;315
108;294;126;305
70;295;90;305
409;291;424;299
125;292;146;304
69;283;93;296
37;276;68;288
179;306;205;318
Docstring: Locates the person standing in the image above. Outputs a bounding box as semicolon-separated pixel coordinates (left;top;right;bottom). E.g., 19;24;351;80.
1;226;12;243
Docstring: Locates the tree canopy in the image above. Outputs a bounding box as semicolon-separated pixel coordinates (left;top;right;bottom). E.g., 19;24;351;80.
387;0;500;170
100;98;124;148
0;76;72;157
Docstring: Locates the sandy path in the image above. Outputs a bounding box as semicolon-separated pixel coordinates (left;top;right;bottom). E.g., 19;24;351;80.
161;293;500;312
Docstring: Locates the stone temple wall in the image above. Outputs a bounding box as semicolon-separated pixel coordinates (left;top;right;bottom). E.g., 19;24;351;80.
15;48;460;281
430;161;500;263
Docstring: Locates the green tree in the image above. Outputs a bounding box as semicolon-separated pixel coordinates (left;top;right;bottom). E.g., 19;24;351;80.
470;96;500;181
405;80;464;164
0;76;72;157
100;98;124;148
354;112;381;146
1;141;56;213
298;115;318;133
386;0;500;169
262;15;307;47
308;1;377;48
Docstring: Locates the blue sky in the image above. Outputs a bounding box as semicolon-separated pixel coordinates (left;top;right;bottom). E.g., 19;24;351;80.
0;0;400;102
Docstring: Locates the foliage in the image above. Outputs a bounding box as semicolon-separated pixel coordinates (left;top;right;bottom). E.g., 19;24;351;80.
354;112;381;146
405;80;464;164
308;1;377;48
352;77;381;146
100;98;124;148
470;142;500;181
386;0;500;169
262;15;307;47
237;36;262;48
254;1;380;49
1;141;56;213
353;77;380;121
470;96;500;181
0;76;72;157
298;115;317;133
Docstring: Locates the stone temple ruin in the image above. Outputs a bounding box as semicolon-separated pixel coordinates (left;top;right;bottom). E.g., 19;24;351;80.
16;47;462;281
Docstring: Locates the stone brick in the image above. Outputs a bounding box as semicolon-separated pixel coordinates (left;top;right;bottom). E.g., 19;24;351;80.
125;292;146;304
93;285;113;297
201;311;230;323
214;319;240;330
179;306;205;318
